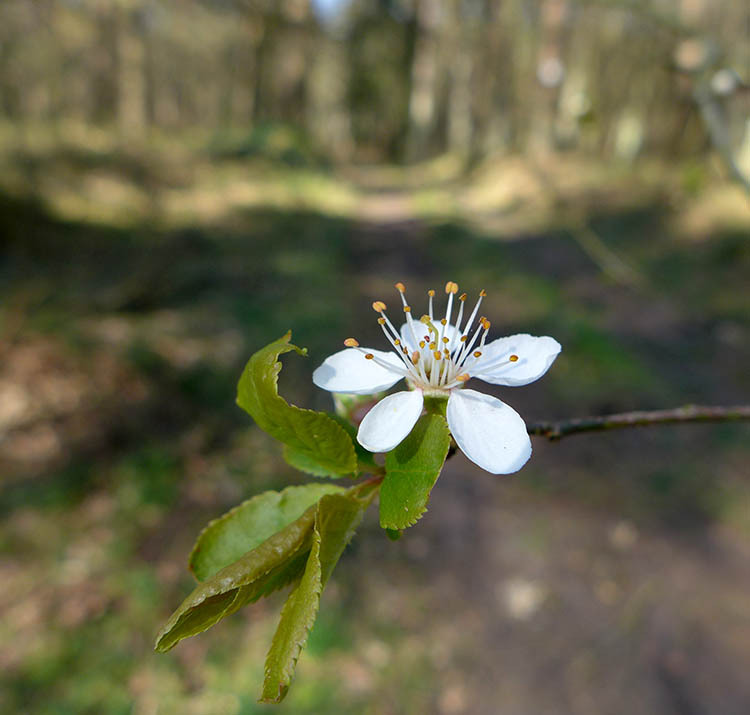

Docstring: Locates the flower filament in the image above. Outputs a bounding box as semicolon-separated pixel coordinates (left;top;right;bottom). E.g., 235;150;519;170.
346;282;519;394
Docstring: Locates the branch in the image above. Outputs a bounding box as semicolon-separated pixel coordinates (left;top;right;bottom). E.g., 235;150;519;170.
527;404;750;440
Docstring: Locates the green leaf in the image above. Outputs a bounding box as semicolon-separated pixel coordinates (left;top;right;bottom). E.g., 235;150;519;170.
379;413;451;530
237;332;357;477
260;493;370;704
190;484;345;582
155;507;316;653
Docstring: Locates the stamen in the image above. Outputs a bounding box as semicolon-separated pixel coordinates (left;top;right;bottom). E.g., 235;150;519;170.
372;301;386;312
344;338;359;347
445;281;459;294
428;290;435;319
395;282;406;293
456;289;486;357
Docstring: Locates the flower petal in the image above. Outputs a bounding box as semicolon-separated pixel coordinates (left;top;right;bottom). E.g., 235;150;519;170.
446;389;531;474
313;348;404;395
466;334;561;387
400;322;459;352
357;390;424;453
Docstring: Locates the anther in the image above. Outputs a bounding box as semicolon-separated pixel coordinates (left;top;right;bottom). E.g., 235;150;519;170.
419;340;425;348
456;373;470;382
394;339;401;346
411;351;420;364
442;337;449;343
403;306;411;313
443;348;450;356
377;317;386;325
395;282;406;293
473;351;482;358
440;318;447;326
459;293;467;301
344;338;359;347
479;289;487;297
365;353;374;359
433;351;442;360
428;289;435;297
445;281;459;294
460;335;468;342
372;301;387;312
509;354;519;362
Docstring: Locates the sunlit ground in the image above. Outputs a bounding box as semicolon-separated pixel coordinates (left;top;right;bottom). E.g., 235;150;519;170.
1;121;749;714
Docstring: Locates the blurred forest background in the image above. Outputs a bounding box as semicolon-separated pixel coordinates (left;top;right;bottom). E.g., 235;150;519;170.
1;0;749;713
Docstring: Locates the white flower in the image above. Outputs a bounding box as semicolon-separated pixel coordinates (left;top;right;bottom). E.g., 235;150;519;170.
313;282;561;474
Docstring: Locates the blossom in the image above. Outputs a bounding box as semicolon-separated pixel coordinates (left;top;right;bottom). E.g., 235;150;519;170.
313;282;561;474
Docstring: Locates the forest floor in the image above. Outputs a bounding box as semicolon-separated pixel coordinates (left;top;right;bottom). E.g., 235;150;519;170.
1;123;750;714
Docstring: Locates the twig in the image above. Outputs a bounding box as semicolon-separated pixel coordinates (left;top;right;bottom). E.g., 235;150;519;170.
527;404;750;440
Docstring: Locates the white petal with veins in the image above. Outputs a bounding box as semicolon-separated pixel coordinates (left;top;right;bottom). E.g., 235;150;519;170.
467;334;561;387
313;348;404;395
446;389;531;474
357;389;424;453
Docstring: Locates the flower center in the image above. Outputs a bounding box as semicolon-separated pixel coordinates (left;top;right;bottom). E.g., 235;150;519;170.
345;281;518;394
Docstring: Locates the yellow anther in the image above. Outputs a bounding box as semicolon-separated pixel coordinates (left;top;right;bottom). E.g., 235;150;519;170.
420;314;431;324
419;340;425;348
428;289;435;297
365;353;374;359
445;281;459;294
442;337;449;343
402;346;409;354
395;282;406;293
456;373;471;382
460;335;468;342
479;289;487;297
403;305;411;313
440;318;447;326
344;338;359;347
394;339;401;346
482;318;491;330
433;351;442;360
459;292;467;301
377;317;386;325
473;351;482;358
443;348;450;356
411;351;420;364
429;342;437;350
509;354;519;362
372;301;387;312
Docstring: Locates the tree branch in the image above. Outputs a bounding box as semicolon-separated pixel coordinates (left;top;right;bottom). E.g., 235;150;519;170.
527;405;750;440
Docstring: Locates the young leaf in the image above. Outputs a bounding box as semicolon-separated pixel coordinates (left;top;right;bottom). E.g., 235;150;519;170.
190;484;345;581
379;413;451;530
237;332;357;477
155;507;316;653
260;492;370;703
